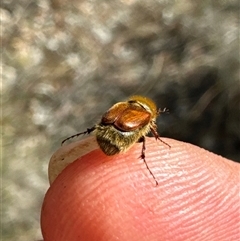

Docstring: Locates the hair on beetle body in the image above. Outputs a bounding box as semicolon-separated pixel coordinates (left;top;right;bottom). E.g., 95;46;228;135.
62;95;170;186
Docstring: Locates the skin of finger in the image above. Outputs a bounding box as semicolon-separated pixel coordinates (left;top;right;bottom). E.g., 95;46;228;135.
41;137;240;241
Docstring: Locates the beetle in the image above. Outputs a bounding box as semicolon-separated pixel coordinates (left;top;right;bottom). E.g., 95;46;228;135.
62;95;170;185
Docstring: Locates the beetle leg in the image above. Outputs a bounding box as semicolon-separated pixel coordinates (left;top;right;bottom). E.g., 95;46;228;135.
139;136;158;186
150;125;171;148
61;126;96;145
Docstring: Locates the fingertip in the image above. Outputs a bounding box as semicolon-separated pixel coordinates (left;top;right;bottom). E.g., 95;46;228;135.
42;137;171;240
42;137;240;241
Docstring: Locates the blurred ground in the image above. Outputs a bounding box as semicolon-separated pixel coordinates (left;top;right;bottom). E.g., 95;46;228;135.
2;0;239;240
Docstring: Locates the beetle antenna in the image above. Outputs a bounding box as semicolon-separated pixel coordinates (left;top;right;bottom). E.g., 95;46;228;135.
158;107;169;114
61;127;96;145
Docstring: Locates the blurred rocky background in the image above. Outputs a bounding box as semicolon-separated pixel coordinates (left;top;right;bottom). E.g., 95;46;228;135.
2;0;239;240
